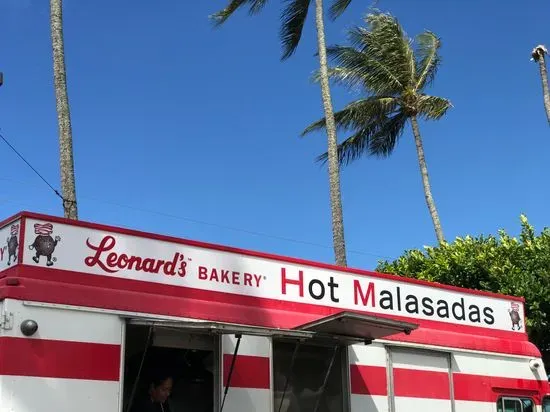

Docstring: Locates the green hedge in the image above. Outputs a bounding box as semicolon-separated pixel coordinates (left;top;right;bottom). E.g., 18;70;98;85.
376;215;550;370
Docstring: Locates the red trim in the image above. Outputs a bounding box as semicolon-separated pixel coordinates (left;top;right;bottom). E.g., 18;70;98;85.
17;216;25;265
453;373;547;404
350;365;387;396
222;354;270;389
381;327;537;355
9;211;523;303
0;212;24;229
10;266;528;341
350;366;548;403
0;271;540;358
394;369;450;399
0;266;18;280
0;337;121;381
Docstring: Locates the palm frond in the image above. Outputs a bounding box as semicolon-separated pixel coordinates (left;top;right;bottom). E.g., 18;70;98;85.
328;0;352;20
210;0;269;26
367;111;408;157
305;12;448;168
315;106;407;165
310;66;376;96
316;122;382;166
280;0;312;60
414;31;441;91
250;0;269;13
301;96;398;137
324;45;404;95
347;12;416;88
300;102;366;136
417;94;452;120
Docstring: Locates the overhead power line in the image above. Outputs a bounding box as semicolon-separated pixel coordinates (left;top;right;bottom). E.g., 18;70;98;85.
0;129;393;261
0;130;65;202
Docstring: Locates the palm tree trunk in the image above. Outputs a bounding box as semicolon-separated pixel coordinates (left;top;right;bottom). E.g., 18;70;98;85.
314;0;347;266
50;0;78;219
536;52;550;125
411;116;444;244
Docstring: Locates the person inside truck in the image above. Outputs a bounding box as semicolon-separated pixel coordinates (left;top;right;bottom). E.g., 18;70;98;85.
130;369;174;412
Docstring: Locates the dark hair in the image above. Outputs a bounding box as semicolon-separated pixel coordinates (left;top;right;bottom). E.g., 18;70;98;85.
149;369;173;388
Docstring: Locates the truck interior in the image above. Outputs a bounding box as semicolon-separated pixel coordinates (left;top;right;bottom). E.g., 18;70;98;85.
121;312;418;412
123;323;217;412
273;340;347;412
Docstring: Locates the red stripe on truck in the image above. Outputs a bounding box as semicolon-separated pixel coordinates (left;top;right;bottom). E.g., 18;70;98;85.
8;269;540;361
351;365;547;403
0;337;120;381
393;368;451;399
453;373;547;402
223;354;270;389
350;365;387;396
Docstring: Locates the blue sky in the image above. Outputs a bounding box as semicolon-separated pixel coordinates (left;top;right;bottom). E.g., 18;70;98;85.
0;0;549;270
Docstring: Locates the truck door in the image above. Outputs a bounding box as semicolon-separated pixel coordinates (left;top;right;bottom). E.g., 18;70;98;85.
388;347;453;412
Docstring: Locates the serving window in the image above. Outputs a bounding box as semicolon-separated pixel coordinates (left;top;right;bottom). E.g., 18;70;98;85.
273;340;348;412
273;311;418;412
122;312;418;412
122;322;219;412
122;318;314;412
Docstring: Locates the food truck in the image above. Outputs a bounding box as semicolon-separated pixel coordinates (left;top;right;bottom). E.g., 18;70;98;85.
0;211;548;412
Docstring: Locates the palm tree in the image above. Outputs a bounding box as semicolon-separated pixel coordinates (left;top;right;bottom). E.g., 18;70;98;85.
50;0;78;219
211;0;356;266
302;12;451;244
531;45;550;125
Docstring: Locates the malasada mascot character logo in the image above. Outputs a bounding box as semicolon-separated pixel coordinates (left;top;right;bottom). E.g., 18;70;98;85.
6;224;19;266
28;222;61;267
508;302;522;330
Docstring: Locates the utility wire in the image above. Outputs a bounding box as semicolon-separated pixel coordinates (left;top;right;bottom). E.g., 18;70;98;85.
3;185;394;260
0;130;65;201
0;130;394;261
1;176;394;260
79;195;394;260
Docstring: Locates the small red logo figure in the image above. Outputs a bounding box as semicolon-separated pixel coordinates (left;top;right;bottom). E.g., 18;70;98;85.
6;224;19;266
508;302;522;330
28;223;61;267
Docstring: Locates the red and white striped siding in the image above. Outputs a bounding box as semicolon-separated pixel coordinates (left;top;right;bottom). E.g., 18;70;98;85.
390;347;453;412
0;299;123;412
1;298;547;412
221;334;271;412
349;342;547;412
349;344;389;412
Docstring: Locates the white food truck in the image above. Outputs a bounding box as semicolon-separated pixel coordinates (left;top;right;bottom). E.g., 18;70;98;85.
0;211;548;412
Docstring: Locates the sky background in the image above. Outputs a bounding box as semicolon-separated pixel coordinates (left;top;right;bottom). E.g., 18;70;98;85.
0;0;549;270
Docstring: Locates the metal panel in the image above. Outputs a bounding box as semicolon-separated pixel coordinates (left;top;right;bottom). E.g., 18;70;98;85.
447;353;456;412
118;320;126;412
341;347;351;412
387;346;395;412
0;299;124;412
296;311;418;343
221;334;272;412
127;318;314;339
388;346;453;412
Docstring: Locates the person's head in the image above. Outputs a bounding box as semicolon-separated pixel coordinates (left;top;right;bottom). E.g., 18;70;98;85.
148;370;173;403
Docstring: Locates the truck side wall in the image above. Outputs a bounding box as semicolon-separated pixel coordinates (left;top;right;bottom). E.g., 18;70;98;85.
350;342;548;412
221;335;272;412
0;299;124;412
1;299;547;412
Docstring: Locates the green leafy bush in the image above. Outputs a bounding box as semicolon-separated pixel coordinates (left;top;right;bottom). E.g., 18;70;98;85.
376;215;550;369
